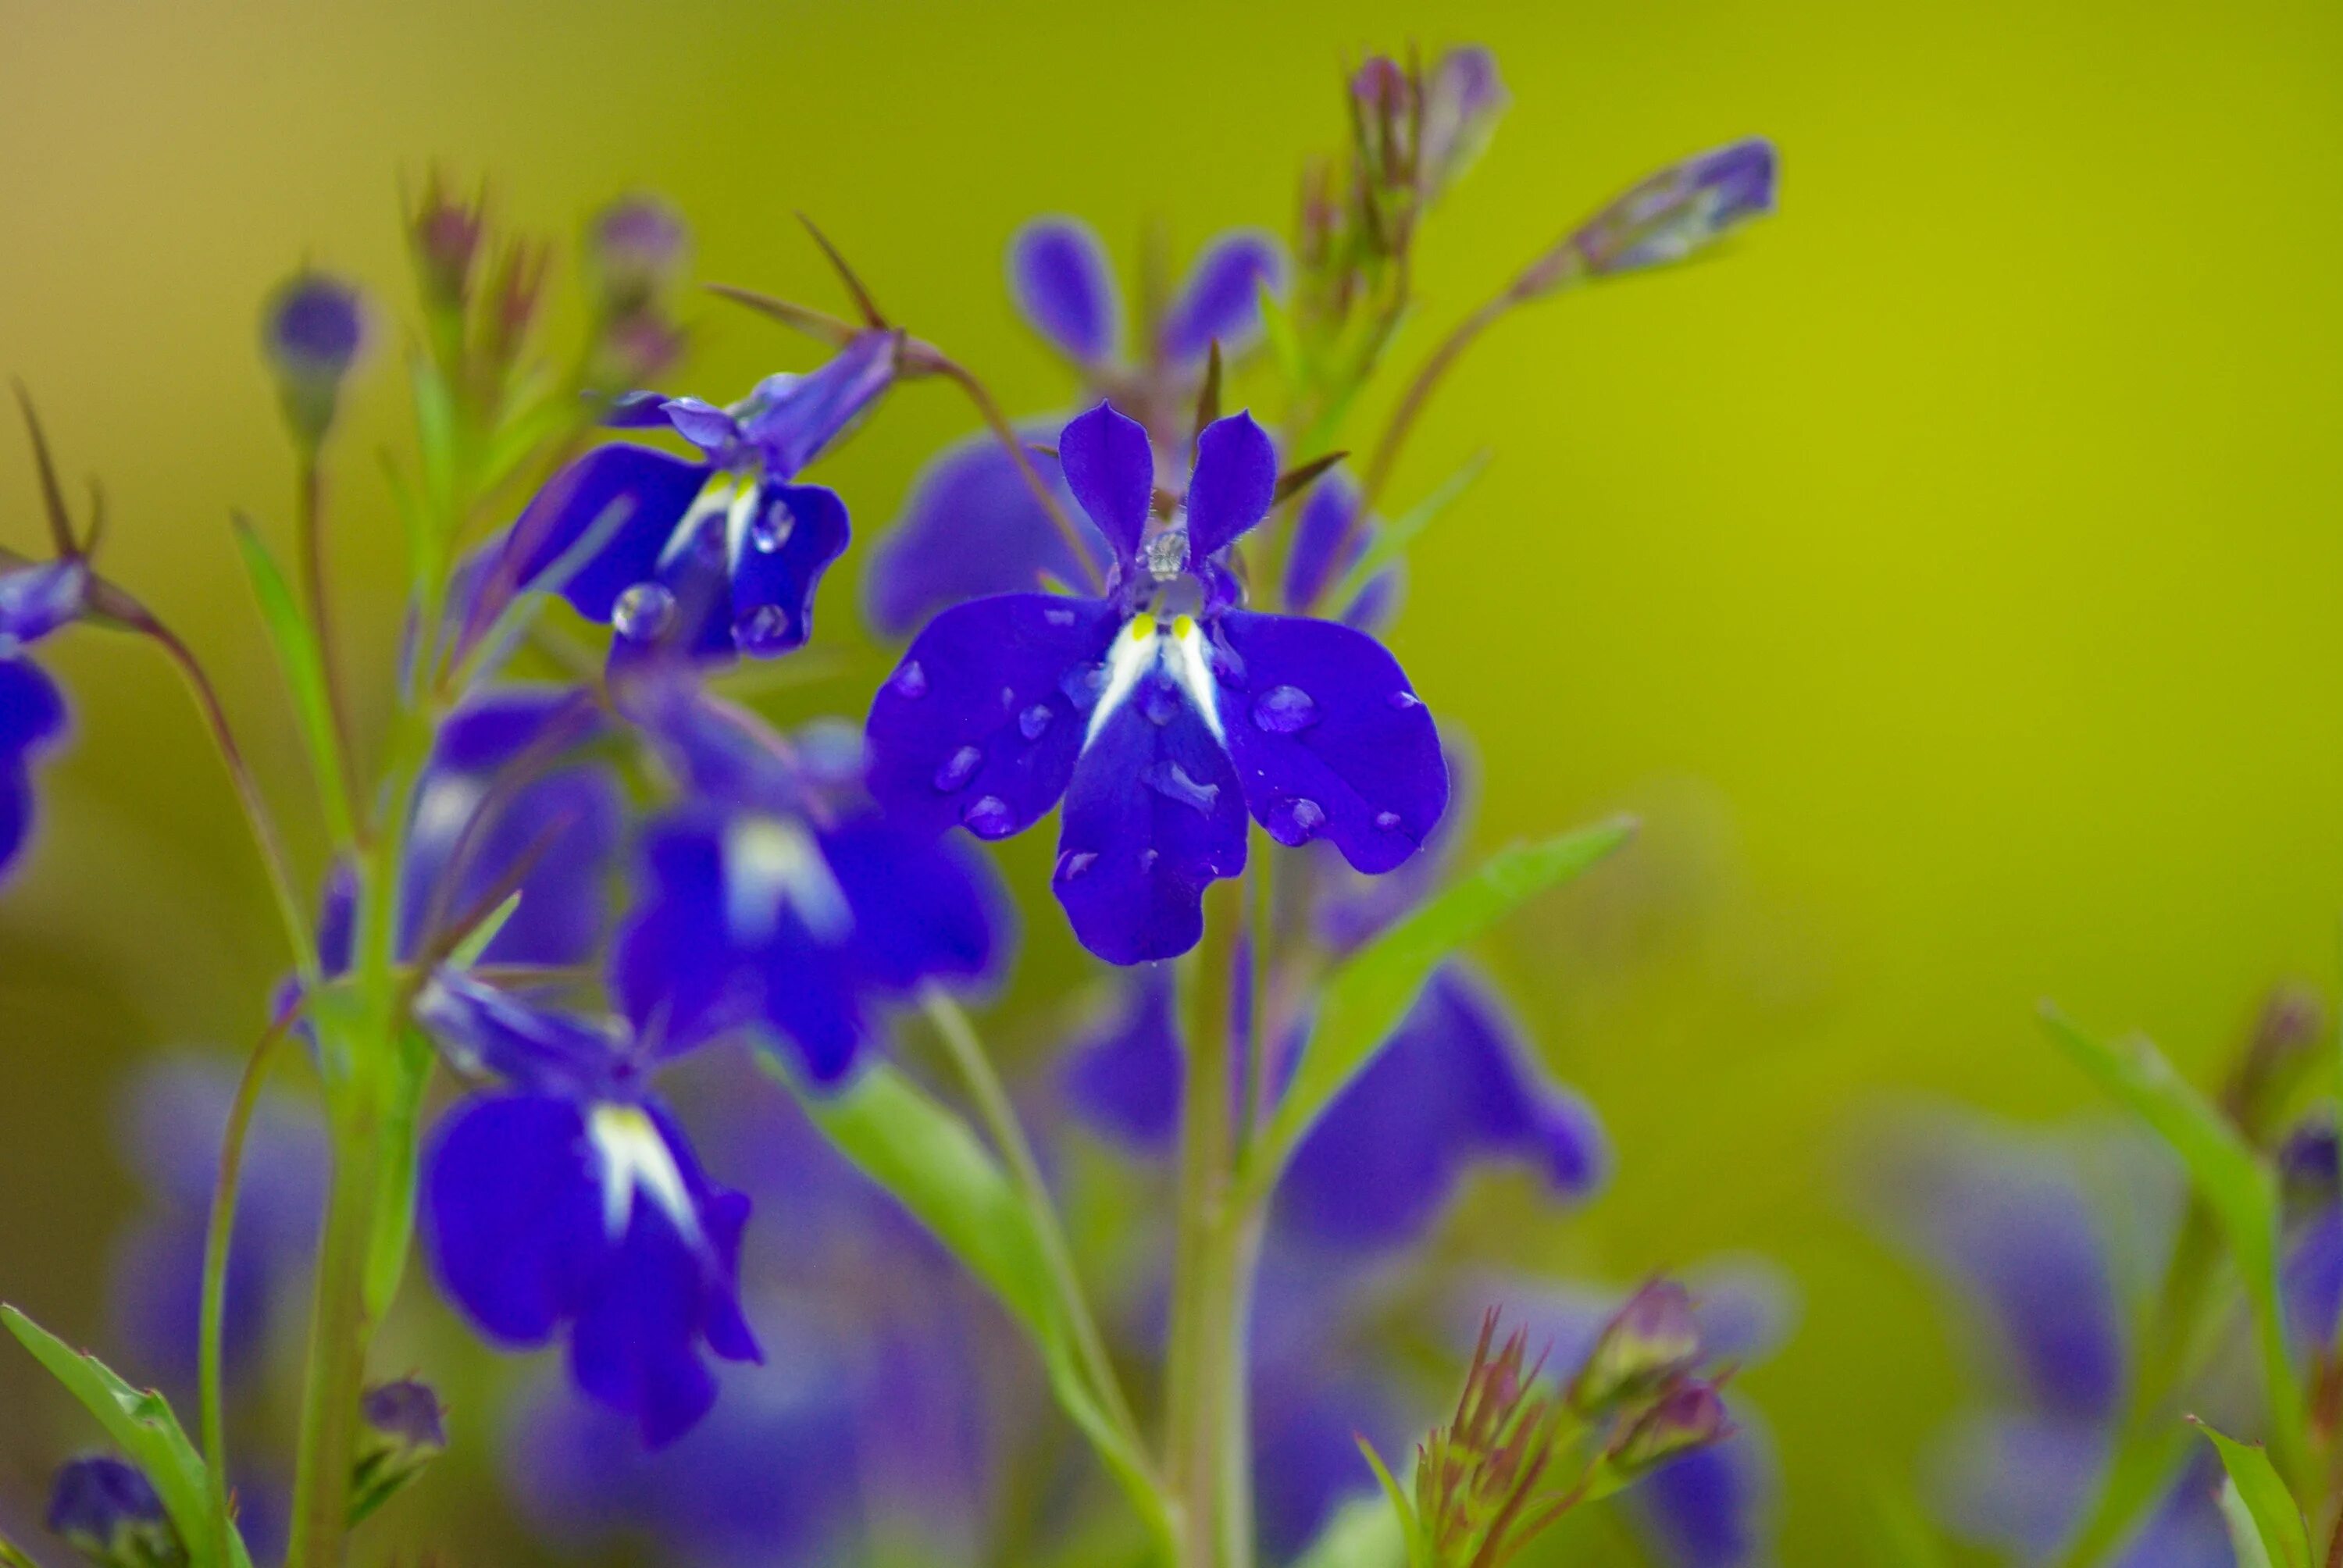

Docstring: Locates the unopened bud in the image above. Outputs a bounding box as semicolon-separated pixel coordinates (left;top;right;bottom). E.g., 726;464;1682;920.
260;271;369;450
1610;1378;1734;1472
0;558;91;653
45;1456;183;1568
407;171;485;319
587;194;689;315
1569;1280;1701;1413
1564;137;1778;283
1419;45;1507;195
480;237;553;383
349;1377;447;1526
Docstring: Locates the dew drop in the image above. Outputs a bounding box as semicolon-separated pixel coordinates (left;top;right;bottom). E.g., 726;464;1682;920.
735;603;792;654
1043;606;1078;627
1142;681;1181;727
612;581;676;641
1250;685;1319;734
1000;686;1016;709
1375;810;1403;831
1267;796;1327;845
962;795;1015;838
1142;760;1221;815
1018;704;1054;740
751;497;795;552
933;745;982;791
1059;850;1097;879
893;661;929;698
1387;689;1424;711
1140;848;1160;872
1059;664;1106;711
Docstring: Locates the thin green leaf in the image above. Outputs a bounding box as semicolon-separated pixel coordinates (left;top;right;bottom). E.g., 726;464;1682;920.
2039;1007;2307;1484
2217;1477;2279;1568
2194;1421;2309;1568
1329;450;1491;611
3;1305;252;1568
1253;818;1635;1186
447;891;523;971
768;1058;1172;1548
362;1032;434;1320
1289;1496;1408;1568
0;1534;34;1568
1355;1438;1427;1568
230;517;357;845
409;354;459;518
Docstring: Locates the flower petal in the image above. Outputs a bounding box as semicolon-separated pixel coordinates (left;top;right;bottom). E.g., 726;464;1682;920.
1061;967;1182;1150
726;481;851;657
1630;1420;1774;1568
863;431;1097;638
506;444;714;622
1053;666;1248;964
613;814;760;1053
0;655;67;757
865;593;1122;839
1009;219;1120;366
734;330;900;479
1216;611;1447;872
820;815;1004;992
415;971;628;1097
425;1092;603;1345
1184;412;1277;560
1160;231;1283;364
1057;402;1155;562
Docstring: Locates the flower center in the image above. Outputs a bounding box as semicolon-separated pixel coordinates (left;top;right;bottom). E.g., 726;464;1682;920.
1085;612;1226;750
722;815;853;945
587;1103;701;1242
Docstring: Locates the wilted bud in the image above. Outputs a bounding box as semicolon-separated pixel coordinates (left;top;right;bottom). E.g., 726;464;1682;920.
406;169;486;319
1563;137;1778;282
587;194;689;315
259;271;369;450
1350;55;1418;191
1610;1378;1735;1472
1569;1279;1702;1413
349;1377;447;1525
45;1456;183;1568
479;236;553;383
1419;45;1507;194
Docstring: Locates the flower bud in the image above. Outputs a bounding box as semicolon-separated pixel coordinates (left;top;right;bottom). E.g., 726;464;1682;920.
1610;1378;1735;1472
479;237;552;386
1419;45;1507;195
45;1456;183;1568
0;558;91;654
1564;137;1778;281
587;194;689;316
259;271;369;451
349;1377;447;1525
406;170;486;319
1569;1279;1701;1413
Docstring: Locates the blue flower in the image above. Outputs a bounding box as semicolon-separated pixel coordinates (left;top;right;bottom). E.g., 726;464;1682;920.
473;330;900;668
865;401;1446;964
1569;138;1780;280
612;682;1005;1086
45;1455;180;1566
419;970;761;1448
1010;216;1282;376
0;558;87;881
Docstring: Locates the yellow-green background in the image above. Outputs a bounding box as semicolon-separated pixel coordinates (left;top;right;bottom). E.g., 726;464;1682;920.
3;0;2340;1561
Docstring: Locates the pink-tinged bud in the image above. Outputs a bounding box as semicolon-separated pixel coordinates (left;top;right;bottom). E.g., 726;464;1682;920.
587;193;689;314
1610;1379;1735;1471
1569;1279;1703;1413
1350;54;1418;191
480;236;552;377
407;169;486;317
1565;137;1778;282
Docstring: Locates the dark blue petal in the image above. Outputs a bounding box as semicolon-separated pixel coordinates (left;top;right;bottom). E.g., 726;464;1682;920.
601;390;675;428
504;444;715;622
415;971;629;1096
1054;665;1248;965
0;559;88;647
1216;611;1447;871
754;941;873;1087
0;655;66;757
1631;1424;1772;1568
1282;471;1366;614
726;481;851;657
865;593;1121;839
1057;402;1155;564
429;684;604;773
603;509;741;671
820;815;1004;992
1161;231;1284;364
1184;412;1276;560
2285;1206;2343;1360
613;814;758;1053
659;397;743;457
1061;967;1182;1149
622;679;808;817
734;330;900;479
863;430;1097;638
1250;1372;1402;1563
425;1092;604;1345
1009;219;1120;365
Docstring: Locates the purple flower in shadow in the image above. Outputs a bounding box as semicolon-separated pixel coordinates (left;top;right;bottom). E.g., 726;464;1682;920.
0;558;87;880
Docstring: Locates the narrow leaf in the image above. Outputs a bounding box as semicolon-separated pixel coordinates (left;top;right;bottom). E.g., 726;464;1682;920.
794;212;889;327
230;516;356;844
3;1305;252;1568
1254;818;1635;1184
1355;1438;1426;1568
2195;1421;2310;1568
2040;1007;2307;1482
1289;1496;1408;1568
703;283;861;347
1330;450;1491;611
1272;450;1349;509
2217;1477;2279;1568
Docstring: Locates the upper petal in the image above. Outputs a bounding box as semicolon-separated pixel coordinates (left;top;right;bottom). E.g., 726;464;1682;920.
734;331;900;479
863;431;1097;638
1057;403;1155;563
726;481;851;657
1215;611;1447;872
1160;231;1284;364
1183;412;1277;560
1008;219;1120;366
0;655;67;757
505;444;715;622
1053;661;1249;964
865;593;1122;839
424;1092;604;1345
415;971;629;1098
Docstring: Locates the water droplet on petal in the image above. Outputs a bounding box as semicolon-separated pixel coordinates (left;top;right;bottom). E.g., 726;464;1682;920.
1375;810;1403;831
1018;704;1054;740
1143;680;1181;727
933;745;982;791
1059;850;1097;879
735;603;792;654
1250;685;1319;734
1000;686;1016;708
751;497;795;552
1387;689;1424;711
1059;664;1105;711
612;581;676;641
1142;760;1221;815
1140;848;1160;872
1043;606;1078;627
962;795;1015;838
893;661;929;698
1267;796;1327;845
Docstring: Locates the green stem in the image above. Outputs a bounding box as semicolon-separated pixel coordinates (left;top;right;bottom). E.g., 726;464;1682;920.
921;988;1147;1453
285;1073;382;1568
198;1009;293;1566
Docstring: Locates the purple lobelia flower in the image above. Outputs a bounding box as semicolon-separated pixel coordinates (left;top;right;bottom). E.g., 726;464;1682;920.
470;330;900;668
866;401;1446;964
419;968;761;1447
46;1455;182;1566
612;680;1004;1085
0;557;88;881
1011;216;1282;379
